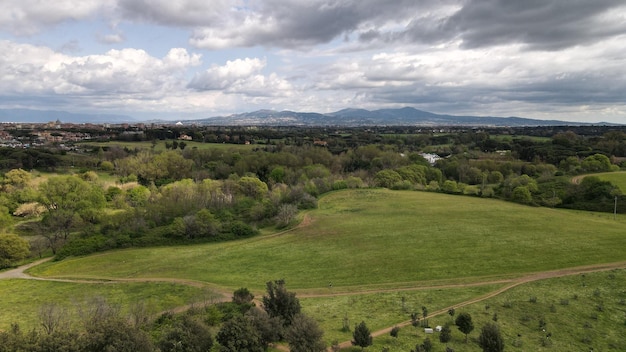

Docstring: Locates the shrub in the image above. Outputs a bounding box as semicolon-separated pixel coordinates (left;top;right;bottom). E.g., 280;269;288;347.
390;326;400;338
229;221;258;238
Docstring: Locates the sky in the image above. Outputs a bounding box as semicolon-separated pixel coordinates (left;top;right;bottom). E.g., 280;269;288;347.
1;0;626;123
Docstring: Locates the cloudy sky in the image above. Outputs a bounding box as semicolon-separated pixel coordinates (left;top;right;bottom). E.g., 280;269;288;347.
1;0;626;123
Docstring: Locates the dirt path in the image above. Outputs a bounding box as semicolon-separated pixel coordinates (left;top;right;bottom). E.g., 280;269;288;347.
5;258;626;351
0;258;52;279
4;214;626;352
333;260;626;350
571;174;586;185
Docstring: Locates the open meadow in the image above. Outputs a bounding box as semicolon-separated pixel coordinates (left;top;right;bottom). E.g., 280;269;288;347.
317;268;626;351
6;188;626;350
29;189;626;290
0;279;217;331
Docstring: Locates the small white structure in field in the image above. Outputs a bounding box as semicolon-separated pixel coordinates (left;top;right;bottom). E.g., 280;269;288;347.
424;328;434;334
435;326;442;332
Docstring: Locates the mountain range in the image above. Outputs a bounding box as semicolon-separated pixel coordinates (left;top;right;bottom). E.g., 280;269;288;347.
187;107;618;127
0;107;620;127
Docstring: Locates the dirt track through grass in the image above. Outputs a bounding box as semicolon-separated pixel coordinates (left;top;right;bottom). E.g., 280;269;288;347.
5;257;626;351
5;189;626;350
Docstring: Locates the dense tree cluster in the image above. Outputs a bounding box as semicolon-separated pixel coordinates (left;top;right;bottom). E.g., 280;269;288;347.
0;125;624;265
0;281;325;352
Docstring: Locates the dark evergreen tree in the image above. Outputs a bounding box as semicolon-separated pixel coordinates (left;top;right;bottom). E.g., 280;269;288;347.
351;321;372;350
439;324;452;343
455;312;474;343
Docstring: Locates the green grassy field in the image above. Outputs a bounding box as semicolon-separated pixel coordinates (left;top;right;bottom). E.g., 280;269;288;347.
29;189;626;291
0;280;215;330
335;268;626;352
300;283;505;347
5;188;626;350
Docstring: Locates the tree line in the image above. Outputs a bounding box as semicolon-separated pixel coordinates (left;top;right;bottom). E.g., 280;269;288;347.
1;126;625;265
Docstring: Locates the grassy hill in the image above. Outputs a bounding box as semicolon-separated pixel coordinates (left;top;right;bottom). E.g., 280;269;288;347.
9;189;626;350
29;189;626;290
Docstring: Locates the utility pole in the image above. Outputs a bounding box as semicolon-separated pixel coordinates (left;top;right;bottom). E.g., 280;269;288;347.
614;196;618;220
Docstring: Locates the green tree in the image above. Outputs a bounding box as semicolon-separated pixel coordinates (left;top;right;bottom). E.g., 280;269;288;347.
285;314;326;352
351;321;372;350
448;308;455;319
455;312;474;343
441;180;459;193
269;166;286;183
581;153;612;172
238;176;269;200
0;233;30;269
3;168;31;188
157;315;213;352
374;169;402;188
478;323;504;352
232;287;254;305
245;308;283;347
511;185;533;204
263;279;301;327
216;315;264;352
37;176;106;254
439;324;452;343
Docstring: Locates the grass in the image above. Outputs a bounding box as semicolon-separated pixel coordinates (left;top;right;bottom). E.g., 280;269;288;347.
351;269;626;352
5;188;626;349
28;189;626;292
0;280;216;331
301;283;504;346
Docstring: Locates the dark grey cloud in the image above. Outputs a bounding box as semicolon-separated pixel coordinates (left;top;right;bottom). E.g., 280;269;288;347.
187;0;626;51
189;0;446;49
369;71;626;116
116;0;230;27
442;0;626;50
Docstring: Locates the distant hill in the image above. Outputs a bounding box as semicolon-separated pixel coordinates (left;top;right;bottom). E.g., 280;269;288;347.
0;107;619;126
189;107;617;127
0;108;136;124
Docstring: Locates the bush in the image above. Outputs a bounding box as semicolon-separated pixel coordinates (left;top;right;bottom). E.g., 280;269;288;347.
55;236;108;259
229;221;258;238
0;234;30;269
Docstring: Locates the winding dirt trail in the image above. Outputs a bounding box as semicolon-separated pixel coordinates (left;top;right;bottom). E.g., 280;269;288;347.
3;214;626;351
331;260;626;350
0;258;53;279
4;257;626;351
